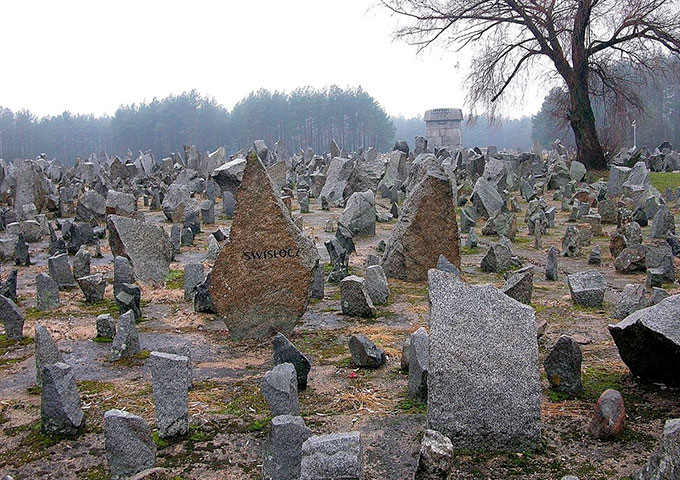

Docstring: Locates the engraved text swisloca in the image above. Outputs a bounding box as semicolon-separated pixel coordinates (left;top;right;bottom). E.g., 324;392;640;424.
242;248;301;261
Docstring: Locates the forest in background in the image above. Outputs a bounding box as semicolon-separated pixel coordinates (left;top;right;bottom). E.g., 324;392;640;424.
1;67;678;165
0;86;395;164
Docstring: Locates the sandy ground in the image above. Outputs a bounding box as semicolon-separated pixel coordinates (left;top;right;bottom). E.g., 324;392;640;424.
0;192;679;480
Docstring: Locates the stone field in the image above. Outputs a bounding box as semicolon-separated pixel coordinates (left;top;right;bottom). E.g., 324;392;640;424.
0;144;679;480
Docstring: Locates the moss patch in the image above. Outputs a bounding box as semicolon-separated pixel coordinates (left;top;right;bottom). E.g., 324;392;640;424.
650;172;680;192
166;269;185;289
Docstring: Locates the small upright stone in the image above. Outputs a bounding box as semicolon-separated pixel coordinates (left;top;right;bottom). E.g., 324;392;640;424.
77;273;106;303
34;325;64;388
109;310;141;361
96;314;116;339
349;334;386;368
261;362;299;416
436;254;461;277
14;233;30;266
183;263;204;302
105;409;156;480
113;256;135;298
546;245;559;281
590;389;626;439
116;283;141;320
364;265;389;305
273;333;311;390
588;246;602;265
500;266;534;304
40;362;84;436
262;415;312;480
415;429;454;480
567;270;606;307
73;246;91;279
480;242;513;273
300;432;363;480
340;275;377;318
36;272;60;311
150;351;189;438
0;294;24;340
48;253;76;289
544;335;583;395
408;327;429;401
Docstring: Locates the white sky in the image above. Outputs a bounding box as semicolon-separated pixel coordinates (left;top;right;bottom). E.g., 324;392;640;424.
0;0;547;119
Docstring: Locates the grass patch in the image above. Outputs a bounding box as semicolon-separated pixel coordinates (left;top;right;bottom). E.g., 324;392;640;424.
248;417;271;432
461;246;480;255
513;236;531;244
396;395;427;414
579;366;625;401
0;421;63;467
650;171;680;192
27;385;41;395
81;465;108;480
112;350;150;367
546;390;572;402
93;336;113;343
166;269;185;289
295;330;347;362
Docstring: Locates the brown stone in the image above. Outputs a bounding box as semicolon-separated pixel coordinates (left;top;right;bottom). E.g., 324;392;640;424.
210;152;319;339
590;389;626;439
381;167;460;281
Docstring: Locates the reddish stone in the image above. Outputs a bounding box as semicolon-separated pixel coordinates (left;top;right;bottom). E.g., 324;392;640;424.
590;389;626;439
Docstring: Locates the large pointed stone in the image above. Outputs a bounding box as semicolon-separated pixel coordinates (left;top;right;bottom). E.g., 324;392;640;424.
35;325;64;388
210;152;319;339
382;167;460;282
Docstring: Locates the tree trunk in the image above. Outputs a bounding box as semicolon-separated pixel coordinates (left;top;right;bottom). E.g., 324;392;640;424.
568;81;607;169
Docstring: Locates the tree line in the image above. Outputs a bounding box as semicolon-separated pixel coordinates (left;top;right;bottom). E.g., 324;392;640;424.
0;86;396;165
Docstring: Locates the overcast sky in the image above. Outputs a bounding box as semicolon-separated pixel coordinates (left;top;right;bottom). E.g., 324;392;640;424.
1;0;547;120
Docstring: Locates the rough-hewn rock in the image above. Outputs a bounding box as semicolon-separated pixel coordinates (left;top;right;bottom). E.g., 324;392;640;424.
427;269;541;450
210;152;319;339
382;167;460;282
608;295;680;386
107;215;173;285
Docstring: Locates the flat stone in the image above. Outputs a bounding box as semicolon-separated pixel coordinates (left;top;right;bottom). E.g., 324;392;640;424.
48;253;76;289
40;362;84;436
77;273;106;303
273;333;311;391
300;432;363;480
427;269;541;450
0;294;24;340
408;327;429;401
34;325;64;388
36;272;60;311
107;215;173;285
262;415;312;480
109;310;141;362
105;409;156;480
364;265;389;306
261;362;299;416
183;263;204;302
150;351;189;438
340;275;377;318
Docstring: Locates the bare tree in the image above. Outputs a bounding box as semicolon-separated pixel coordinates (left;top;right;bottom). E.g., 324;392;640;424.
380;0;680;168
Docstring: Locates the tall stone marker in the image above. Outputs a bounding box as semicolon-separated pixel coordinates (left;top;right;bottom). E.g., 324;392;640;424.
210;151;320;339
427;269;541;450
382;167;460;282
